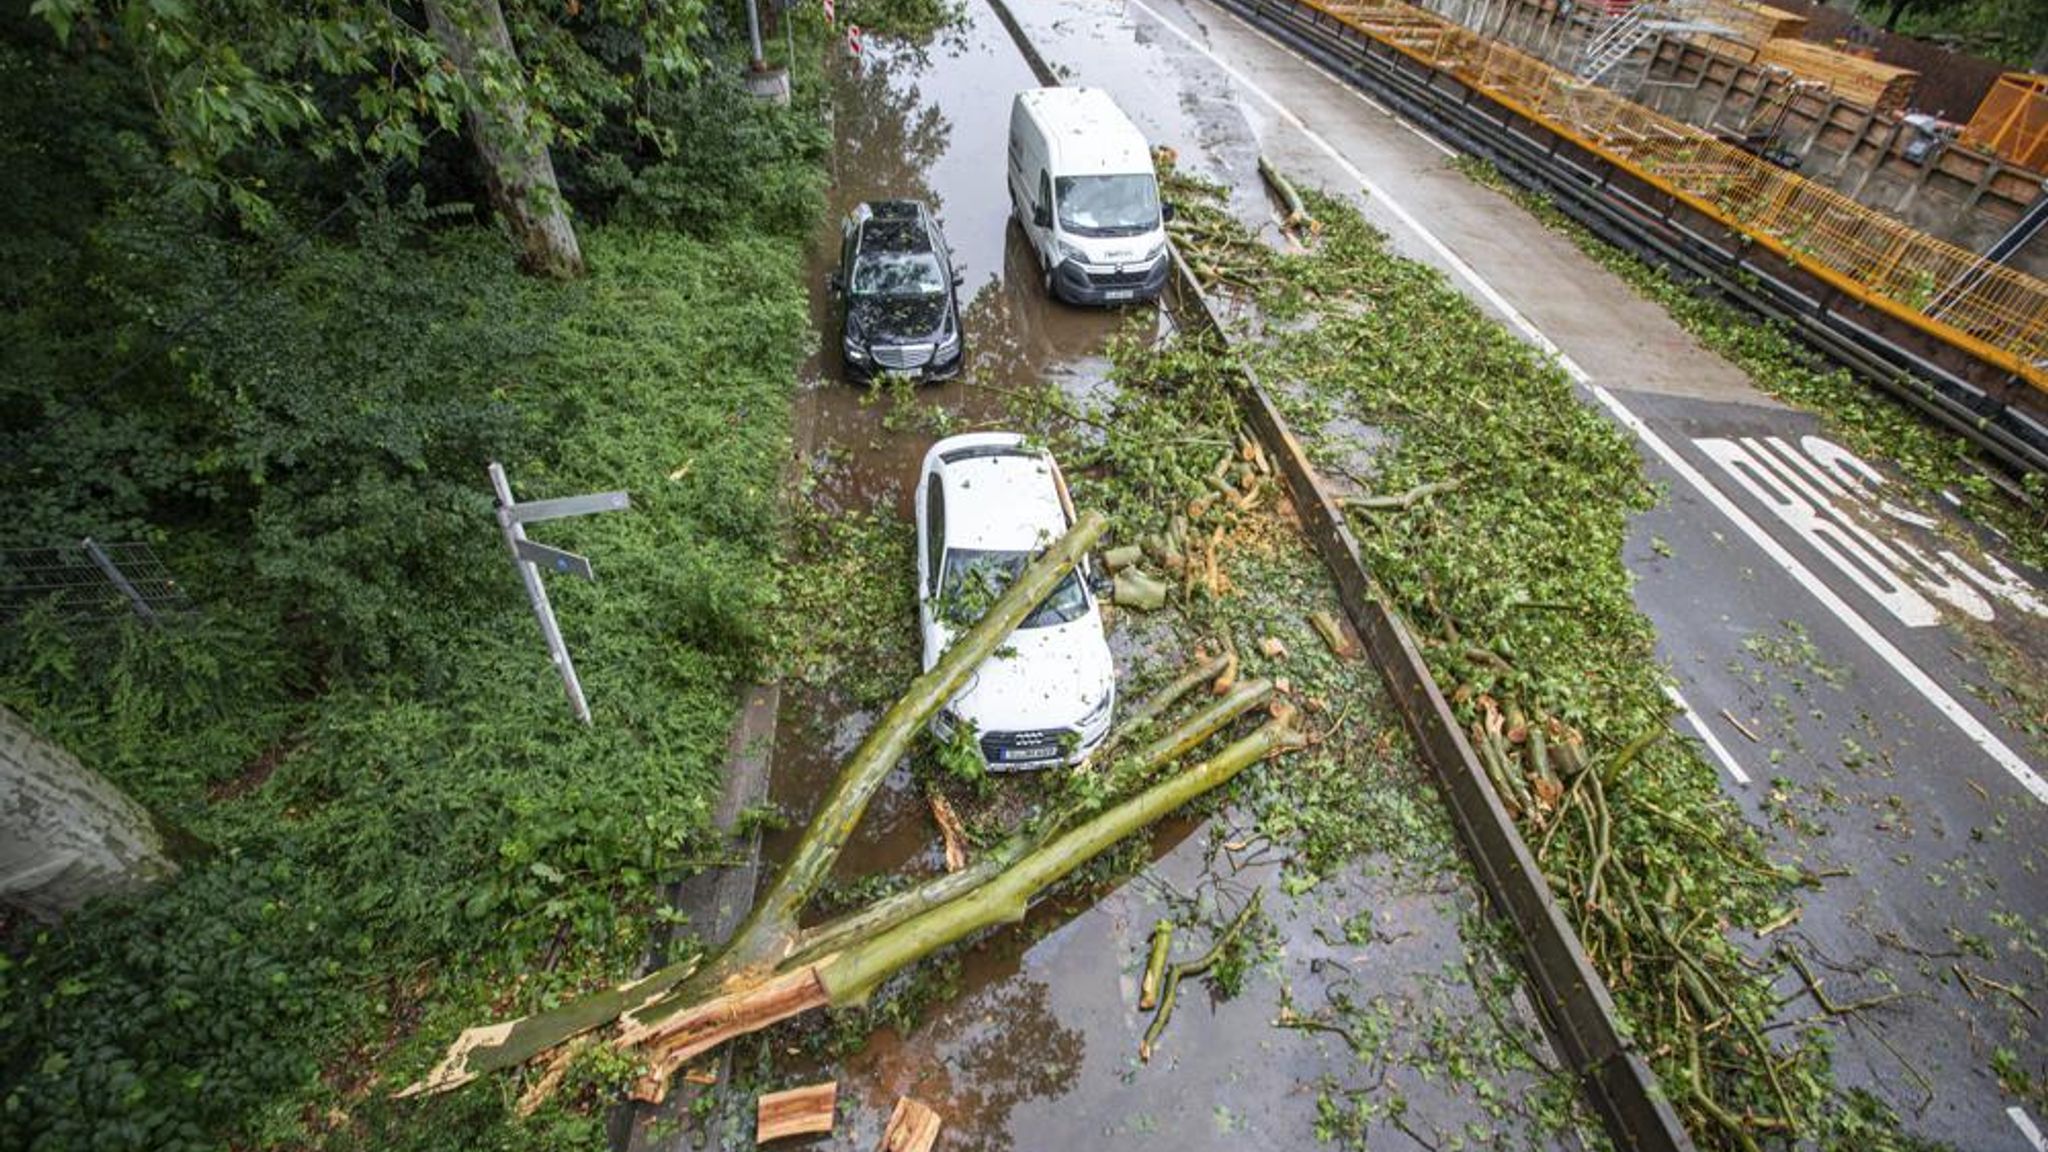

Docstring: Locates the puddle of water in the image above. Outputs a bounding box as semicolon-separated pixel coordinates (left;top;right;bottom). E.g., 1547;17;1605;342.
736;5;1585;1150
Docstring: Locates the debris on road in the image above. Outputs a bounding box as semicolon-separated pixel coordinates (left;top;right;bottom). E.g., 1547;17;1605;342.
757;1081;837;1142
877;1096;942;1151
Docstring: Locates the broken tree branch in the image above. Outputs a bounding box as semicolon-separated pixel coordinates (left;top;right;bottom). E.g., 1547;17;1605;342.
1141;890;1264;1062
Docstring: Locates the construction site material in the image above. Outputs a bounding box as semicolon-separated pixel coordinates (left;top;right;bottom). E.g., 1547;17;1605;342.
1964;73;2048;173
1273;0;2048;394
757;1082;837;1142
878;1097;943;1152
1756;38;1916;115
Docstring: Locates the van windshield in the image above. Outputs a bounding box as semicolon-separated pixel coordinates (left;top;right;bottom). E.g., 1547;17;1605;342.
1055;175;1161;238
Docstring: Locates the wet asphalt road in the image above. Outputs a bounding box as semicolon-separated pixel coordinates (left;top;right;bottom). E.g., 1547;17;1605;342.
632;0;2044;1147
999;1;2047;1147
711;3;1587;1150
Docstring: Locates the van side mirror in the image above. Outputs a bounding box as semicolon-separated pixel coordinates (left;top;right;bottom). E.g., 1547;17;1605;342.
1162;202;1177;223
828;270;843;294
1032;202;1051;229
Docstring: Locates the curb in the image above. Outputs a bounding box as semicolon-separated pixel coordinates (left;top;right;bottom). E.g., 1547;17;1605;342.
611;681;780;1152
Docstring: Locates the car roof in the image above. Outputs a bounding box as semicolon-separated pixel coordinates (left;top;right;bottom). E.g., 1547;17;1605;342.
852;200;937;257
928;435;1067;553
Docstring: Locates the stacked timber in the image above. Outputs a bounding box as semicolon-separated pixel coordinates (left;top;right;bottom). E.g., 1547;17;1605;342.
1757;39;1917;115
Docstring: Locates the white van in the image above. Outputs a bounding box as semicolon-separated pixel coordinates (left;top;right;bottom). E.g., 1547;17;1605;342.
1007;88;1171;305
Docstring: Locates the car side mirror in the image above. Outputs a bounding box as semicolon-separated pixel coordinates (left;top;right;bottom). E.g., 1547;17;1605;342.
1162;202;1177;222
953;269;965;286
828;271;843;294
1032;203;1051;229
1086;567;1114;599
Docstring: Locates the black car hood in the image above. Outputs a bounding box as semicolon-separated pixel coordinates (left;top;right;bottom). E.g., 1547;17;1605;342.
848;292;949;343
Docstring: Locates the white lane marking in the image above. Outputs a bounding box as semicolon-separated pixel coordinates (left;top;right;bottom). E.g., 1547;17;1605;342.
2012;1107;2046;1152
1128;0;1589;383
1123;0;2041;801
1596;386;2048;806
1196;0;1459;158
1665;684;1751;786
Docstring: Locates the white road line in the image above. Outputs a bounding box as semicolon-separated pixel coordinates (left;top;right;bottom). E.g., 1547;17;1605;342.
1124;0;2043;802
2013;1107;2047;1152
1127;0;1590;383
1665;684;1751;786
1202;1;1459;158
1596;386;2048;805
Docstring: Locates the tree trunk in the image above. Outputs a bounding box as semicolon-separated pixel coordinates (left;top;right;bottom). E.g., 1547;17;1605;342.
0;706;178;921
424;0;585;280
708;511;1109;981
1883;0;1909;32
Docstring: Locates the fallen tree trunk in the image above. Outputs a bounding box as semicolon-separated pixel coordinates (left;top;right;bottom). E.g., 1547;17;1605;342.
784;678;1276;969
398;954;700;1098
624;716;1305;1095
710;511;1107;980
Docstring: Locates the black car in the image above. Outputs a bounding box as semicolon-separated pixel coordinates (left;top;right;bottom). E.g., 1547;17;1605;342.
832;201;965;383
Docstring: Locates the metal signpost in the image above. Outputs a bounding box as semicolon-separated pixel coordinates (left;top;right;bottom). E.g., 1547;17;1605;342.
487;462;629;725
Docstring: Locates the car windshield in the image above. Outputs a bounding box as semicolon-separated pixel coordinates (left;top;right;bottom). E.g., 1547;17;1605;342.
1055;175;1160;237
852;252;946;297
938;549;1088;630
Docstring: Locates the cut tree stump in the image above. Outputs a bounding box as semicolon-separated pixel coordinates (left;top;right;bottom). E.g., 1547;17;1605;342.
878;1096;944;1151
758;1081;837;1143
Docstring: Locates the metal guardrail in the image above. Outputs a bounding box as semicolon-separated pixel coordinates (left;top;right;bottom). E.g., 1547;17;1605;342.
1159;253;1699;1152
1211;0;2048;475
1306;0;2048;386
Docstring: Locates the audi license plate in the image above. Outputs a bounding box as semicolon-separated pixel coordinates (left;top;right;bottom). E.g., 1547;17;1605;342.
1000;744;1058;763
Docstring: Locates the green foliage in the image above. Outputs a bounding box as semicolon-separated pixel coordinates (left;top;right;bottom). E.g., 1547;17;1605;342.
27;0;710;210
1859;0;2048;66
581;68;829;242
0;223;808;1152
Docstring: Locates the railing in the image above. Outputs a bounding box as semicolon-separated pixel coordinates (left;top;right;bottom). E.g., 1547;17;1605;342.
1309;0;2048;390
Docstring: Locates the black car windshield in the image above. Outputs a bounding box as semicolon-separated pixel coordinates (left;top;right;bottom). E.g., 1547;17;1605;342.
852;252;947;297
1055;175;1160;237
939;549;1088;630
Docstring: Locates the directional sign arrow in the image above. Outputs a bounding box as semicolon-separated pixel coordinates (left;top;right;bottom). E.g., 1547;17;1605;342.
515;538;596;581
504;490;631;525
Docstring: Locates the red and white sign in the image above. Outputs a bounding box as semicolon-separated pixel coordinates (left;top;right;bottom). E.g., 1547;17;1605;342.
822;0;835;25
847;23;862;55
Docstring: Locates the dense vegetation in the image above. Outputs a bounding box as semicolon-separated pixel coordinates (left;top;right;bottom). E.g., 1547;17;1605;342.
0;2;931;1149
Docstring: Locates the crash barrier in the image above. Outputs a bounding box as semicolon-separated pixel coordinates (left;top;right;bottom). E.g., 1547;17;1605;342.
1213;0;2048;475
1160;253;1698;1152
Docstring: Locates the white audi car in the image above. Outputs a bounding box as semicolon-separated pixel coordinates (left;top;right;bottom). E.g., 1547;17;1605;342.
915;433;1116;768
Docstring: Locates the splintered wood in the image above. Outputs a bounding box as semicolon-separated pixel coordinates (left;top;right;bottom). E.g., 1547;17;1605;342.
757;1081;837;1143
878;1097;943;1152
929;792;968;873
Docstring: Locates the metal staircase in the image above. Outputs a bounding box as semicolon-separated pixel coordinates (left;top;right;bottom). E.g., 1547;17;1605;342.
1575;1;1731;86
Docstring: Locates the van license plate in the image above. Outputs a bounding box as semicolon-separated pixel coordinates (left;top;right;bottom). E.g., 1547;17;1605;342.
1104;289;1134;301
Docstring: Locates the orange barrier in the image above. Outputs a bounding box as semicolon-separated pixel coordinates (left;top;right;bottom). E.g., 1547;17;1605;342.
1310;0;2048;389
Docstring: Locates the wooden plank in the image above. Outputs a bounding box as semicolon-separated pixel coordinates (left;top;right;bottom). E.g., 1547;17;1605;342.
878;1097;943;1152
757;1082;838;1143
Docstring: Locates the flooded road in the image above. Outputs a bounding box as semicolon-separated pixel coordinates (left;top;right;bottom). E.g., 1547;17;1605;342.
718;3;1590;1149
